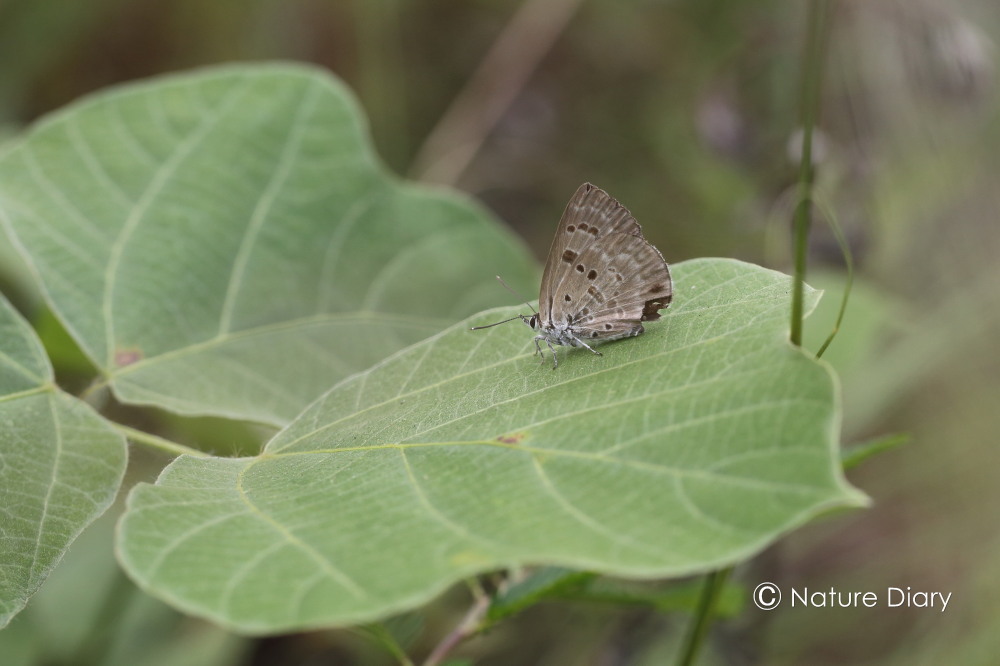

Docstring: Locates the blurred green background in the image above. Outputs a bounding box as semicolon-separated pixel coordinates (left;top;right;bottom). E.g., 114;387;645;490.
1;0;998;664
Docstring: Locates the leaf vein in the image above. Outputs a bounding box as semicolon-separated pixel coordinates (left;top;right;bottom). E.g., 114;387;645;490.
235;463;367;599
102;75;256;366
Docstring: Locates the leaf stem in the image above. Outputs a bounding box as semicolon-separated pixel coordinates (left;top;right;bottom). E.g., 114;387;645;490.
409;0;582;184
790;0;832;347
114;423;209;458
810;194;854;358
422;587;492;666
675;567;732;666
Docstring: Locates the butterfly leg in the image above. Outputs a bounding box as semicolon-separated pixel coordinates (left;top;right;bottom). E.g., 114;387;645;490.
574;336;603;357
547;340;559;369
533;335;560;368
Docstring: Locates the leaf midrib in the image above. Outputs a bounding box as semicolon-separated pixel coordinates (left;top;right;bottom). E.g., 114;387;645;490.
254;433;828;496
269;292;792;454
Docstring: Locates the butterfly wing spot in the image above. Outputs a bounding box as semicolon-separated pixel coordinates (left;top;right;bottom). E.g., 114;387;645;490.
586;285;606;303
562;249;578;263
566;224;575;232
564;294;572;302
586;269;598;280
575;264;585;273
641;298;669;321
578;223;589;231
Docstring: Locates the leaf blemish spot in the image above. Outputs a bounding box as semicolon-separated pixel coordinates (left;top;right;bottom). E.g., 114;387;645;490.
496;433;526;445
114;348;144;367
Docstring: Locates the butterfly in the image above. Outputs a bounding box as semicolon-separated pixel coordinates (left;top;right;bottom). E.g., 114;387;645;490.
474;183;672;368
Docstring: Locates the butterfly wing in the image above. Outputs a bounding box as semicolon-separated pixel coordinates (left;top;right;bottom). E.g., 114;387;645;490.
538;183;644;323
539;183;671;336
556;231;672;337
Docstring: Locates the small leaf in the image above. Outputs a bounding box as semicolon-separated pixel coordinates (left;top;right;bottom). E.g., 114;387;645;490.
0;64;537;426
117;259;865;633
841;433;909;471
558;577;745;618
488;568;596;622
0;294;126;628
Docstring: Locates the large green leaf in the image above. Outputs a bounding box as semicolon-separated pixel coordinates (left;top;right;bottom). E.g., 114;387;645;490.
0;63;537;426
0;294;126;628
118;258;866;633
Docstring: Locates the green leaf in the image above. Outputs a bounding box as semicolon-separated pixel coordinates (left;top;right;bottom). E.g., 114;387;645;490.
840;432;909;471
117;258;866;633
488;567;596;622
0;513;247;666
0;63;537;426
556;577;745;618
0;294;126;629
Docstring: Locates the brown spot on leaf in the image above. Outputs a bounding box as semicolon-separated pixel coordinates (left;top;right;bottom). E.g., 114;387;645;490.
496;432;526;445
115;348;143;367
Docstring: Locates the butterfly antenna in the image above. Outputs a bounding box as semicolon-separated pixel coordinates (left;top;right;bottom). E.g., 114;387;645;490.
470;315;524;330
495;275;537;314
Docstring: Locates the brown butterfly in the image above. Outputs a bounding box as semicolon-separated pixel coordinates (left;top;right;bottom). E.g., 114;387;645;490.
474;183;672;368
